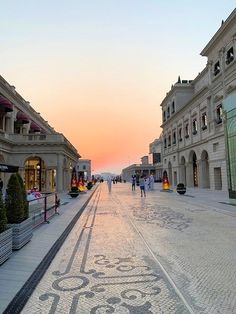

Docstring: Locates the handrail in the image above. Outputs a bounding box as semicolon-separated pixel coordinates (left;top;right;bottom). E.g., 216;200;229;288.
28;192;59;228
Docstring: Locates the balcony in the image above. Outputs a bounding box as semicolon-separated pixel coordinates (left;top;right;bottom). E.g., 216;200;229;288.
0;133;78;154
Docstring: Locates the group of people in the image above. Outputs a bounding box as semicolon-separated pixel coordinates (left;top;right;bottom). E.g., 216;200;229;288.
27;187;42;202
106;174;155;197
131;174;155;197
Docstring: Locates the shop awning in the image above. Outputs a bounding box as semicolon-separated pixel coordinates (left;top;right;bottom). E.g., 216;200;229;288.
30;122;41;132
0;95;14;112
16;111;30;124
0;163;19;173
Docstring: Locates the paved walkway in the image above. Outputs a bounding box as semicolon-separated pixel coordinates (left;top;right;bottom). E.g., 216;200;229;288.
0;188;96;314
1;183;236;313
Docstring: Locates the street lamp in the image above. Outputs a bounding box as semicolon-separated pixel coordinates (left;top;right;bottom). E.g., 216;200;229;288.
36;160;42;191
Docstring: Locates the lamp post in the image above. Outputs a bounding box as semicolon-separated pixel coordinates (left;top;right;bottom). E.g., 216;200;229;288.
36;159;42;191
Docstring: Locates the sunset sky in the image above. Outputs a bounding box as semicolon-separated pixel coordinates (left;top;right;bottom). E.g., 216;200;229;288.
1;1;235;174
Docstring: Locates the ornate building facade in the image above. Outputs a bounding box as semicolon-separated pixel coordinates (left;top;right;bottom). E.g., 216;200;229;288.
149;136;163;182
161;9;236;191
0;75;80;193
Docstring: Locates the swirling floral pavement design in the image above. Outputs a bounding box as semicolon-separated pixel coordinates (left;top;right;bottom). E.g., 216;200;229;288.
132;204;192;231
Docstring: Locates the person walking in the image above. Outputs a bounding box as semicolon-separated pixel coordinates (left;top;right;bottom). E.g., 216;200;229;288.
107;176;112;193
139;175;146;197
145;176;150;191
149;174;154;190
131;175;136;191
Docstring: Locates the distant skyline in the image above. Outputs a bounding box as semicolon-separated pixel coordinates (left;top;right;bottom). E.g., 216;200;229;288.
1;1;235;174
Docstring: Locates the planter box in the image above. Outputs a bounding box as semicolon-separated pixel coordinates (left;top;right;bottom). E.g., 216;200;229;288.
0;228;12;265
8;217;33;250
177;189;186;195
68;192;79;198
176;183;186;195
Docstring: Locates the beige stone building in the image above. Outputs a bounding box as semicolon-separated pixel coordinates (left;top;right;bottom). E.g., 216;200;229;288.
161;9;236;191
76;159;91;181
0;75;80;193
149;136;163;182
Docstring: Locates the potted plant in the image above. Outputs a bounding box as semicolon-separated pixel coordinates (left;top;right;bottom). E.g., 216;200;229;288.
16;173;29;220
5;173;33;250
68;186;79;198
86;181;93;190
0;192;12;265
68;166;79;198
176;183;186;195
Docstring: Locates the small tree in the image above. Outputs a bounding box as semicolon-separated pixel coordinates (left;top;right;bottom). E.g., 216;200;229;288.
5;173;24;224
16;173;29;220
0;192;7;233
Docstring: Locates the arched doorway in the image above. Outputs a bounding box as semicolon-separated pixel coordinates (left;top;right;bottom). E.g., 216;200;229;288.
180;156;186;185
163;170;168;179
188;150;198;187
24;157;46;192
201;150;210;188
168;161;172;185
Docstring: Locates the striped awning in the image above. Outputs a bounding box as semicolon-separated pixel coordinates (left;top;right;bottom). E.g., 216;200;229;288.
16;111;29;124
0;95;13;112
30;122;41;132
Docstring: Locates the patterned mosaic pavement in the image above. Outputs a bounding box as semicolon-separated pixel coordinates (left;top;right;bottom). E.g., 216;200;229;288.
21;183;236;313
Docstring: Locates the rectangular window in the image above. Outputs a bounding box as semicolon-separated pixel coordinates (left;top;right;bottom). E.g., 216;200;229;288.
178;128;182;141
226;47;234;65
167;107;170;119
163;111;166;122
215;104;223;124
213;142;219;152
153;153;161;163
214;61;220;76
171;101;175;114
185;123;189;138
192;119;198;135
201;112;207;130
172;132;176;145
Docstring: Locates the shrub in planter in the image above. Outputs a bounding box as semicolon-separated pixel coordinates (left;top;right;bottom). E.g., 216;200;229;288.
5;173;33;250
5;174;24;224
0;191;12;265
16;173;29;220
0;193;7;234
176;183;186;195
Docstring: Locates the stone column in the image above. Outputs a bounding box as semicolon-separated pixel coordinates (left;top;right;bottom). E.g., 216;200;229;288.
196;160;202;188
46;168;50;192
198;159;210;188
186;162;193;187
179;164;186;185
56;156;63;193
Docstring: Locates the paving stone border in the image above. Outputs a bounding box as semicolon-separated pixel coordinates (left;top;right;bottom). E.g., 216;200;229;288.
3;187;98;314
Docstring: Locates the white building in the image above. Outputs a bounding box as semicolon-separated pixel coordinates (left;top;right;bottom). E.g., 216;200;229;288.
76;159;91;181
149;136;163;181
141;155;149;165
0;75;80;193
161;9;236;191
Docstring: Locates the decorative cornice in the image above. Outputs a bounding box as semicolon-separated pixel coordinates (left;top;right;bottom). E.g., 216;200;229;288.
201;8;236;56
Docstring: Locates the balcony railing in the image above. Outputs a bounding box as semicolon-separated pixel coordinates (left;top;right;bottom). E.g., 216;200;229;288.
1;133;78;154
